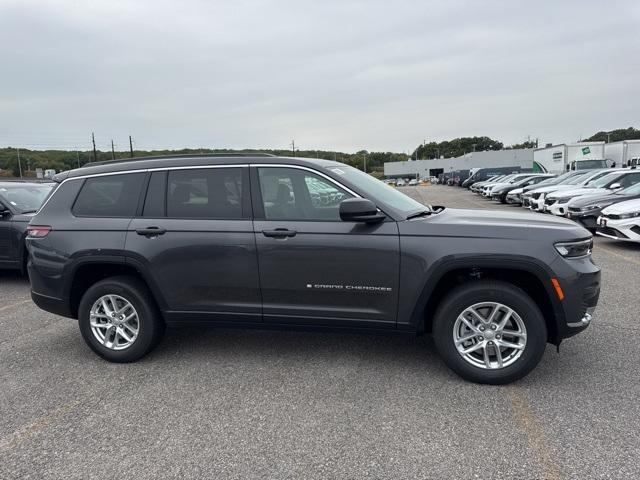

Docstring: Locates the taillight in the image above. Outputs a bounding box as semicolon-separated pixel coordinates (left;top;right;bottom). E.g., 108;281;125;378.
27;225;52;238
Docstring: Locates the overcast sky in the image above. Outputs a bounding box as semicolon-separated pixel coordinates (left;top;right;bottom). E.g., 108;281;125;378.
1;0;639;153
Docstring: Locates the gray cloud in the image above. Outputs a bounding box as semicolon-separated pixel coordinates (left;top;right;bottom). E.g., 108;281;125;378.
1;0;638;152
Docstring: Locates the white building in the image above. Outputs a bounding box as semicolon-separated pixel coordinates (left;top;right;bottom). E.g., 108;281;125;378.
383;149;533;179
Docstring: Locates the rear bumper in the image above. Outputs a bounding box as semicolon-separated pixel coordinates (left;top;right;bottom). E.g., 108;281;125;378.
31;291;74;319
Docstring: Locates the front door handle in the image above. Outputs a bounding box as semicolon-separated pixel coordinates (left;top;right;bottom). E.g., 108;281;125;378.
262;228;297;238
136;227;167;237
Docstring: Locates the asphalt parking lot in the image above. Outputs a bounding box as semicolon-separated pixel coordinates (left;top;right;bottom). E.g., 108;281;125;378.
1;185;639;479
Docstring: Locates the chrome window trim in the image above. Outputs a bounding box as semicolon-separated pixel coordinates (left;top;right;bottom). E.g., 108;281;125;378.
37;163;361;213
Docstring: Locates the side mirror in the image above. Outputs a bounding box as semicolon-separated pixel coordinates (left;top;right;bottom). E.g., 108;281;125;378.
339;198;385;223
0;204;10;216
609;183;622;190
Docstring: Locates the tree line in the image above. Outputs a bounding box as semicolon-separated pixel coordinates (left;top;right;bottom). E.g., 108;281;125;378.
1;127;637;178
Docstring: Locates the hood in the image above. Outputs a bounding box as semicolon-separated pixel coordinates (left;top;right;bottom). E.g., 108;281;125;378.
507;187;524;195
401;207;588;241
528;184;577;195
548;187;609;200
567;192;639;208
602;198;640;215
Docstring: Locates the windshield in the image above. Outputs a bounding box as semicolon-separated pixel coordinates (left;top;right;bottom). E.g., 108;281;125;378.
0;183;53;213
564;172;593;185
327;165;427;216
589;172;623;188
619;182;640;195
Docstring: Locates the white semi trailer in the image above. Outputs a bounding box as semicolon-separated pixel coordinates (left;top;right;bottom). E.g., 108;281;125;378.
533;142;607;174
604;140;640;168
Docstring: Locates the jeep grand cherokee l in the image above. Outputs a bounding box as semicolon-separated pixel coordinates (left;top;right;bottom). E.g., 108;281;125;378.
26;155;601;384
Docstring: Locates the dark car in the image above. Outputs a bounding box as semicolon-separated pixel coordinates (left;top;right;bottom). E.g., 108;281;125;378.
490;174;555;203
0;181;54;272
27;155;600;384
461;166;524;188
566;181;640;231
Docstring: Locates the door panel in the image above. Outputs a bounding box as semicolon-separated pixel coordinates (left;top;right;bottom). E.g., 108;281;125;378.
125;166;261;322
126;218;261;320
251;166;400;326
254;220;400;326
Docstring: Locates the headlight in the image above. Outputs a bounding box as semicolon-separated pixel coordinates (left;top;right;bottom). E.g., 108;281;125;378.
616;211;640;219
580;204;602;212
553;197;571;203
554;239;593;258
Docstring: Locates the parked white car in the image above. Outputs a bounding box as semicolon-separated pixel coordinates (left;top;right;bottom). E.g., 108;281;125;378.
527;170;616;212
544;170;640;216
597;197;640;243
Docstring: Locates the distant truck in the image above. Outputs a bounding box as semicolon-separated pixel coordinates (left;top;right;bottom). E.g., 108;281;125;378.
533;142;607;174
604;140;640;168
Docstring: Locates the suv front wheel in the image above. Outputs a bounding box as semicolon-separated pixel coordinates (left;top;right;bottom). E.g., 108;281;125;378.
433;280;547;384
78;276;165;362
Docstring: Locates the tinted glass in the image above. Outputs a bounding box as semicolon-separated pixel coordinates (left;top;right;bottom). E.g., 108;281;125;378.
167;168;242;219
617;172;640;188
258;167;351;221
326;165;425;216
73;173;144;217
143;171;167;217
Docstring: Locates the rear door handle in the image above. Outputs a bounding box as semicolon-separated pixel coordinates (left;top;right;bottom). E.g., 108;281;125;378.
262;228;297;238
136;227;167;237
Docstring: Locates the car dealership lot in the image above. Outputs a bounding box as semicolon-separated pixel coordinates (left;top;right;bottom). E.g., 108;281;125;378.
1;185;639;479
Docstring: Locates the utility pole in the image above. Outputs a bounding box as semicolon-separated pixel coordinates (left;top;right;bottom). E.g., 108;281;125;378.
76;150;81;168
290;140;295;156
472;143;477;152
17;147;23;179
129;135;134;158
363;153;367;173
607;133;611;143
111;140;115;160
92;132;97;162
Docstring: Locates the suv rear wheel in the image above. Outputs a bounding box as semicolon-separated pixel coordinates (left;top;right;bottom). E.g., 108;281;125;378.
432;280;547;384
78;276;165;362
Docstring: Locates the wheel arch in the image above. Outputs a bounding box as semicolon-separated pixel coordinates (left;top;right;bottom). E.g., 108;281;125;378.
411;255;565;345
65;255;166;319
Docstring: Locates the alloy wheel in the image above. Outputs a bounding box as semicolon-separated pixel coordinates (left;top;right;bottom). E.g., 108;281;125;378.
453;302;527;369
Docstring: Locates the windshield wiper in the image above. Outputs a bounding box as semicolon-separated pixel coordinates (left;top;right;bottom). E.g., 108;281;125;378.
21;209;38;214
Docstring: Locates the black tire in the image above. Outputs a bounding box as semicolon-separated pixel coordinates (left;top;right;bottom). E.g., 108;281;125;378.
78;276;165;363
432;280;547;385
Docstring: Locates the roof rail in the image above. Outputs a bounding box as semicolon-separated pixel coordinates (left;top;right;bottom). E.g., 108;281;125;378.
81;152;276;168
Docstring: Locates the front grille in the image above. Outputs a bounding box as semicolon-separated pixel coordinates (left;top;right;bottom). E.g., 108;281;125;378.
568;206;581;213
531;192;542;200
545;197;555;206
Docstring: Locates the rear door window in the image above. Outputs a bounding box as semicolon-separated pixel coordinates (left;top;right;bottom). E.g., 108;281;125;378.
73;173;145;217
166;168;243;219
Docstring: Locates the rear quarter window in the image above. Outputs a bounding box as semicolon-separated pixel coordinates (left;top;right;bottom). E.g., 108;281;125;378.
73;173;145;217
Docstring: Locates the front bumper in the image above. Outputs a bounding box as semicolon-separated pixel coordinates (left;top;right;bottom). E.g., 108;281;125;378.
506;193;522;204
566;210;599;230
549;201;570;216
595;216;640;243
553;256;601;340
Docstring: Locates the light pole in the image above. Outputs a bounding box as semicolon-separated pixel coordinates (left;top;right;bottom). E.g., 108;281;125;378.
17;147;23;179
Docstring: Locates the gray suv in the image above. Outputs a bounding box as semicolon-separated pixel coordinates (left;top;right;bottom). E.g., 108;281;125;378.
27;155;600;384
